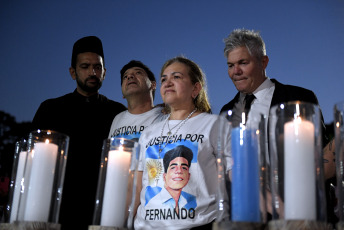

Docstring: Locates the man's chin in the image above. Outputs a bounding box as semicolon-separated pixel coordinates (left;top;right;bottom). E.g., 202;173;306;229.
86;81;100;87
80;87;100;94
169;184;187;190
85;83;101;91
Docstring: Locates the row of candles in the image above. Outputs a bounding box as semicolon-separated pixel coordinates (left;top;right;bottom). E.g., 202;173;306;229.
4;101;344;229
217;101;343;226
230;114;316;221
6;132;138;228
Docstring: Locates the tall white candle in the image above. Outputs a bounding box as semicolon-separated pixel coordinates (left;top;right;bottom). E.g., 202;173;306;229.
101;149;131;227
23;140;58;222
284;118;316;220
10;151;27;222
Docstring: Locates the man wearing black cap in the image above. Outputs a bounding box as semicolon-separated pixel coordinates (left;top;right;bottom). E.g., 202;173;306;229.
108;60;165;140
32;36;126;229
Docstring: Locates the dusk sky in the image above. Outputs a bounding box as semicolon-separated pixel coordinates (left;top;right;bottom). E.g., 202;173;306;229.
1;0;344;124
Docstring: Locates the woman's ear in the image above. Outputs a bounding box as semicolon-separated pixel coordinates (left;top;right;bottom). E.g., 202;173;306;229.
192;82;202;99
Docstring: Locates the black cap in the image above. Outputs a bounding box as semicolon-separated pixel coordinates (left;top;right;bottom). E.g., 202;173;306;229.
71;36;104;68
120;60;155;85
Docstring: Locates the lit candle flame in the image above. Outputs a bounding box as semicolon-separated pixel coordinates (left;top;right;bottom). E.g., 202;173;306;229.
241;112;246;125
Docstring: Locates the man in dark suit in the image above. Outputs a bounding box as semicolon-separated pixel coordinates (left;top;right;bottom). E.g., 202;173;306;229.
220;28;336;225
220;29;325;128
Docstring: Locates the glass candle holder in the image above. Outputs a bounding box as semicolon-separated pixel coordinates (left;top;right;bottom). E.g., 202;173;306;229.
335;101;344;224
91;138;140;229
6;138;27;223
16;130;69;224
268;102;327;229
215;109;268;229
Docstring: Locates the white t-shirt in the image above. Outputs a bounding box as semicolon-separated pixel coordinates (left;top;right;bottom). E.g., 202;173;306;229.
134;113;231;230
108;106;166;140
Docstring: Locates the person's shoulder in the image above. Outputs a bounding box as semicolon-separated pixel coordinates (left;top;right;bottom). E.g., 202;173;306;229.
142;117;165;132
99;94;127;108
197;112;231;129
112;110;129;120
152;105;164;112
272;79;314;94
271;78;319;105
39;92;73;106
99;94;123;104
150;106;165;116
33;93;73;125
284;84;314;94
195;112;220;121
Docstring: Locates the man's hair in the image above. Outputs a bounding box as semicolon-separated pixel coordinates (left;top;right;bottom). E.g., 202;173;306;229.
71;36;104;69
120;60;156;98
163;145;193;173
223;29;266;60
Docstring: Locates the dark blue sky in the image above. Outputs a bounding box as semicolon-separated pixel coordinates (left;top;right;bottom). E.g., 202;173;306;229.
1;0;344;123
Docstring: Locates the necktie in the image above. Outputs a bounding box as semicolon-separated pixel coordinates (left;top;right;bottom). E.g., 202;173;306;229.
244;94;255;122
244;94;256;111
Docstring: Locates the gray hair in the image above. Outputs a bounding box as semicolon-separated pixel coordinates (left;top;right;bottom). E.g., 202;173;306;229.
223;29;266;60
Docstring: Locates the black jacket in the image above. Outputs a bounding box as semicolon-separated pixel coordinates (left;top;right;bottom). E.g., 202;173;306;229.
32;90;126;230
220;78;328;146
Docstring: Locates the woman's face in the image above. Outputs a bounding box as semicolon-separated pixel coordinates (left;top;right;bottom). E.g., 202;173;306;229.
160;62;196;109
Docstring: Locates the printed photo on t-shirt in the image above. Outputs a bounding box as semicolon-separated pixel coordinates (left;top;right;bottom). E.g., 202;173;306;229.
143;139;199;221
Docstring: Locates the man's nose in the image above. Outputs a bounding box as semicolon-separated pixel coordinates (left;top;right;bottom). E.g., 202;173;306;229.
89;67;96;76
175;166;182;173
233;65;242;75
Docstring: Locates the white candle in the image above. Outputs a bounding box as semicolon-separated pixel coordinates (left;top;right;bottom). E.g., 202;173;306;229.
9;151;27;222
101;149;131;227
23;141;58;222
284;118;316;220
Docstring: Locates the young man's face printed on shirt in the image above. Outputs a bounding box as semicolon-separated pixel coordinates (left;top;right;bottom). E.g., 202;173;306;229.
163;157;190;190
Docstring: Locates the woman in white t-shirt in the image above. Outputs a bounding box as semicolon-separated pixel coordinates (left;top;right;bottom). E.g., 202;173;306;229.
134;56;231;230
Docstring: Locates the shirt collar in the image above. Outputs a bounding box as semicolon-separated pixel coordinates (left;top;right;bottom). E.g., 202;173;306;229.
239;78;274;102
73;89;100;102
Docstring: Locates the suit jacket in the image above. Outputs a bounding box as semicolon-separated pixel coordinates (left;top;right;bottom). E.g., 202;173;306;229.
220;78;328;145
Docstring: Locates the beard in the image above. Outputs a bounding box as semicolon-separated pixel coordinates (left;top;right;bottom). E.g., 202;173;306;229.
76;74;102;94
